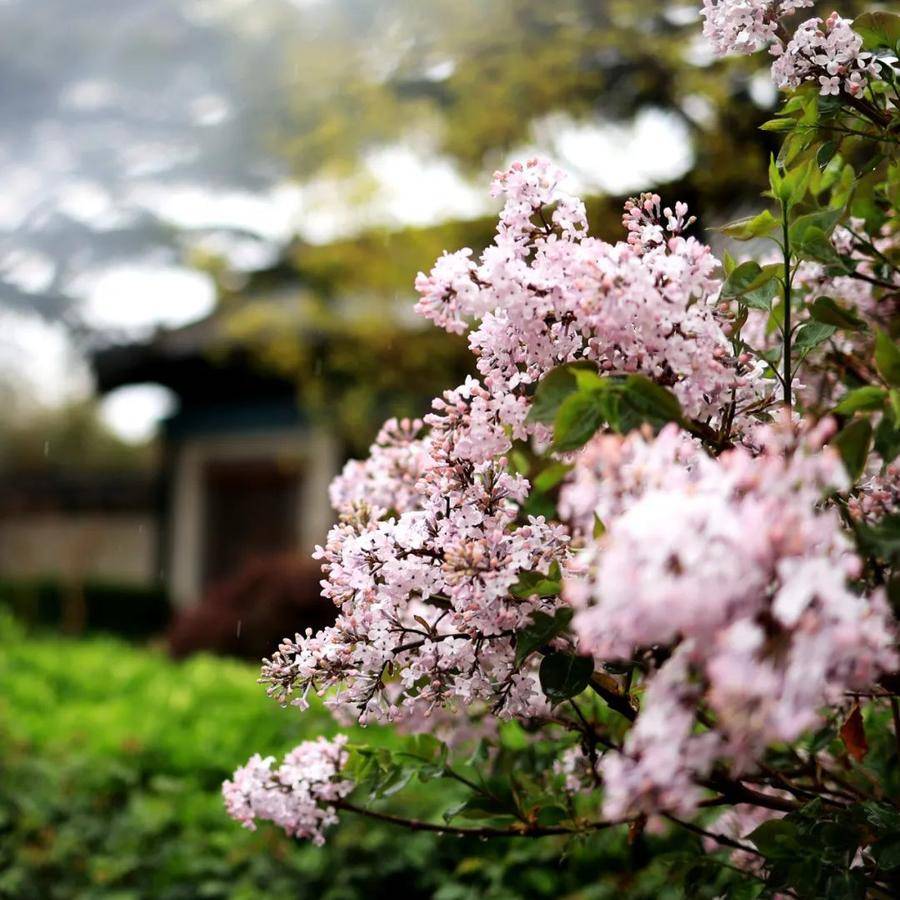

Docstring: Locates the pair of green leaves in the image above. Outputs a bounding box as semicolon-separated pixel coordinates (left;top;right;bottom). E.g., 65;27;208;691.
529;363;684;453
769;156;814;209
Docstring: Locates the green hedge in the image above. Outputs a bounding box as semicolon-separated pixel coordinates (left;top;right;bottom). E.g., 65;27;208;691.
0;616;691;899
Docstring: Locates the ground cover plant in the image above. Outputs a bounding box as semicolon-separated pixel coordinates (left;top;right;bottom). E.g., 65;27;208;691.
0;614;743;899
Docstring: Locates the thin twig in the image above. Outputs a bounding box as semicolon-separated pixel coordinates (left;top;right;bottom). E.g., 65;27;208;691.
336;800;629;838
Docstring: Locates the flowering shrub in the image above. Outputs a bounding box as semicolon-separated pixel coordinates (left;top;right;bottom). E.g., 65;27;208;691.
229;4;900;896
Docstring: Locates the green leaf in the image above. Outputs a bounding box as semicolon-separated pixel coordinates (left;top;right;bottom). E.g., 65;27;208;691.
789;208;842;246
743;276;781;311
527;365;580;424
853;12;900;50
571;366;605;390
535;805;568;827
721;261;780;304
796;226;841;263
621;375;683;425
768;154;784;198
539;652;594;705
856;515;900;565
834;386;887;415
722;248;737;276
816;141;838;169
721;209;779;240
874;406;900;464
794;321;836;353
749;820;801;859
810;296;866;331
833;418;873;481
759;117;794;133
779;159;813;207
875;330;900;387
863;801;900;833
871;838;900;871
511;562;563;602
515;608;574;667
443;795;516;823
552;390;607;452
532;462;572;493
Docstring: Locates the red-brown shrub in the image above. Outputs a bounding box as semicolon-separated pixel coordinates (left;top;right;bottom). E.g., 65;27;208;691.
168;553;335;660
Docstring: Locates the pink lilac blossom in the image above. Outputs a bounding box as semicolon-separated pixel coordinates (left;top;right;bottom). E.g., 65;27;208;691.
700;0;813;56
705;800;786;875
223;736;353;845
260;376;567;725
771;13;881;96
599;646;721;820
700;3;882;97
553;744;595;794
419;157;754;426
328;417;432;516
849;456;900;525
564;418;897;816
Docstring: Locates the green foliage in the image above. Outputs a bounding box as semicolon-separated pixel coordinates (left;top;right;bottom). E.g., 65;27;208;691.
530;364;684;452
721;261;781;310
514;608;573;667
875;330;900;387
833;417;873;481
810;296;866;331
538;652;594;705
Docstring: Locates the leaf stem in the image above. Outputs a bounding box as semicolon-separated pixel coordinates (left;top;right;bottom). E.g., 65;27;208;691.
782;206;792;409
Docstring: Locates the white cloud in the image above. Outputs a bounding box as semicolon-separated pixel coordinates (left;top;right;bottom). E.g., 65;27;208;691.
130;182;304;243
0;310;91;407
535;108;694;196
99;383;178;443
77;265;216;335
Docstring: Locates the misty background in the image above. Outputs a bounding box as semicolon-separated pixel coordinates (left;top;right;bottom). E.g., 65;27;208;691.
0;0;784;444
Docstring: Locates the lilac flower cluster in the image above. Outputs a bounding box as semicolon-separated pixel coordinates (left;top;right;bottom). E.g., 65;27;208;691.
419;157;752;422
261;381;567;725
223;736;352;845
258;158;752;731
562;419;896;819
701;2;881;97
771;12;881;96
700;0;813;57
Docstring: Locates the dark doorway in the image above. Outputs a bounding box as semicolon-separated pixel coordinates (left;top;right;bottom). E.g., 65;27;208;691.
202;459;300;588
